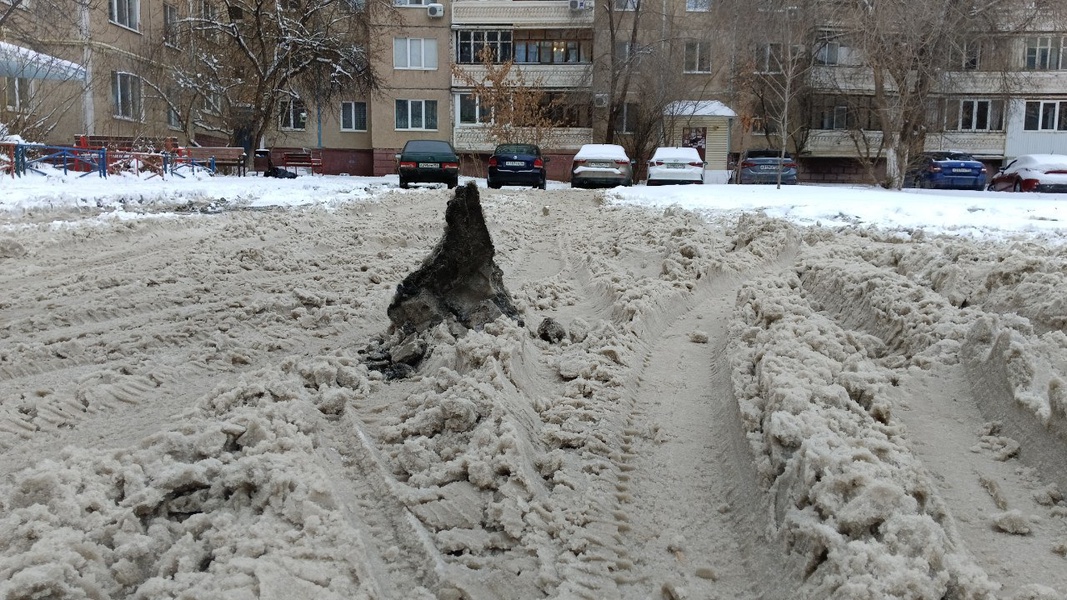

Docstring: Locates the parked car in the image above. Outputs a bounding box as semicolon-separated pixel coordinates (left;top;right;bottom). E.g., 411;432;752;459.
487;144;547;189
905;151;987;190
396;140;460;189
646;146;706;186
732;149;798;184
570;144;634;188
988;154;1067;193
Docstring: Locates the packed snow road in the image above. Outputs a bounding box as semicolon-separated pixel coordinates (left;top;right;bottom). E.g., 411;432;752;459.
0;185;1065;599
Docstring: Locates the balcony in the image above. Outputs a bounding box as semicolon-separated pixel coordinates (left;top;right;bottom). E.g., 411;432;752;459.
453;63;592;89
803;129;1006;158
452;0;594;27
453;126;592;152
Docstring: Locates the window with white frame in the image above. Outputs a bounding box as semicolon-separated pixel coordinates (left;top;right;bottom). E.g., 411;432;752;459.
163;3;179;46
513;30;593;64
615;102;639;134
814;35;840;66
959;39;981;70
686;0;710;11
1024;100;1067;131
167;103;181;128
395;99;438;130
456;30;513;64
110;0;139;29
341;101;367;131
956;99;1003;131
457;93;492;125
614;0;638;10
5;77;31;111
112;72;141;119
203;90;221;114
280;99;307;130
394;38;438;70
817;105;848;129
683;41;712;73
1025;37;1063;70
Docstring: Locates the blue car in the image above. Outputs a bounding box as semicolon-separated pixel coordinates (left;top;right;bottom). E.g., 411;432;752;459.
907;151;987;190
487;144;547;190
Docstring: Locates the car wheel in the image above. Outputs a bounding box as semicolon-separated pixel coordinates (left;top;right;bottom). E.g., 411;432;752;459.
399;177;409;189
1013;179;1022;192
537;178;546;190
447;177;458;189
488;180;501;189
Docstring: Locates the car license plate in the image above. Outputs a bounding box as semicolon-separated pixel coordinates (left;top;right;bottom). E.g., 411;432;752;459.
588;161;610;168
419;162;440;168
952;168;971;173
505;161;525;167
759;165;776;170
666;163;684;169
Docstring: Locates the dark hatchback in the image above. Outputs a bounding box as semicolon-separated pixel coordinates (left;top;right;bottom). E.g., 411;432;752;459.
397;140;460;189
906;151;987;190
487;144;547;189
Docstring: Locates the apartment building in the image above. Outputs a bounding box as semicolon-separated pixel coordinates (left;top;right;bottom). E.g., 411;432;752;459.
2;0;1063;182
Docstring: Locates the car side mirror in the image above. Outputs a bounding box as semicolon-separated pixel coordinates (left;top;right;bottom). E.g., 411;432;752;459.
395;153;401;161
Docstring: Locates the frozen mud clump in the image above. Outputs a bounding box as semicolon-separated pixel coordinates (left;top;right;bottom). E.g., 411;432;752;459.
365;182;523;378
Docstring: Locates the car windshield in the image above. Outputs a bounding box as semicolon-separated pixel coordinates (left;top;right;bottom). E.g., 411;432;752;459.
405;140;453;153
495;144;539;155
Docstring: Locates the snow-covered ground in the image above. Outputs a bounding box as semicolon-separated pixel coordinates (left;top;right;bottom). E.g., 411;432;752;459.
1;168;1065;599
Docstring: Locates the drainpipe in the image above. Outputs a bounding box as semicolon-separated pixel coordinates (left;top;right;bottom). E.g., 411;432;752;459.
79;0;94;134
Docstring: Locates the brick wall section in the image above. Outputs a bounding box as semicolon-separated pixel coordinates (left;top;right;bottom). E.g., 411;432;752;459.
374;149;402;176
800;157;885;185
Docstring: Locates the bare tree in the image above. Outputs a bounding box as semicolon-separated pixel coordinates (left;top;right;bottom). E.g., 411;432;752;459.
819;0;1037;188
451;46;563;149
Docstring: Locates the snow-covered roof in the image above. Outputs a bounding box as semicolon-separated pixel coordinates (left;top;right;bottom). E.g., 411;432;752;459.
575;144;630;160
665;100;737;118
0;42;86;81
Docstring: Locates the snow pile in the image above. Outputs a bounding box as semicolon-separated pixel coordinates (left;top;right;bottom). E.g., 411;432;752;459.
730;273;999;598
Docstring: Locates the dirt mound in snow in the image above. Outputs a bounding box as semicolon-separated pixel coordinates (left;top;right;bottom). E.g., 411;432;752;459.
0;190;1065;599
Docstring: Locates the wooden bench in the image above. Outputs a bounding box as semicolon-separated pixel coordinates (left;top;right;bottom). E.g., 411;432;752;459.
175;146;247;176
281;150;323;175
73;135;178;178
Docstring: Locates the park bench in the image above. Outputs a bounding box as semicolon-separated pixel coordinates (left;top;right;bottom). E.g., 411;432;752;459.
173;146;248;176
281;149;323;175
73;135;178;177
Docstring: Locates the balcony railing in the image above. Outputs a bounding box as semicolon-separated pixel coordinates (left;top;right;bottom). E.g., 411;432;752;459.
452;63;592;89
802;129;1006;158
452;0;594;26
453;126;592;152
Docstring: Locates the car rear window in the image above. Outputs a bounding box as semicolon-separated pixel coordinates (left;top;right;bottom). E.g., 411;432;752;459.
495;144;539;155
405;141;453;153
745;150;792;159
929;152;976;161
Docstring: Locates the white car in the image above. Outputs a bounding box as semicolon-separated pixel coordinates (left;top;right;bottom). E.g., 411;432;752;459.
988;154;1067;193
571;144;634;188
646;146;706;186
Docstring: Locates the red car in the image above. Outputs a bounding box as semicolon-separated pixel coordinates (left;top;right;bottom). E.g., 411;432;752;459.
988;154;1067;192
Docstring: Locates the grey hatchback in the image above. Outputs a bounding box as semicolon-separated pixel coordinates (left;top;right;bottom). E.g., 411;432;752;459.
733;149;799;184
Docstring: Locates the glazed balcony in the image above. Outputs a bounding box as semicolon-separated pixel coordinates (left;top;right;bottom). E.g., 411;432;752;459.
452;63;592;89
452;0;594;27
453;125;592;152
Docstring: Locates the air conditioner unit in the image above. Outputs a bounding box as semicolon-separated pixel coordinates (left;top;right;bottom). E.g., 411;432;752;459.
593;93;609;108
427;3;445;17
569;0;587;10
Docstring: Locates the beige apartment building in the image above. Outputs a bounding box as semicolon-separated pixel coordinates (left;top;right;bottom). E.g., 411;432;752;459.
2;0;1064;181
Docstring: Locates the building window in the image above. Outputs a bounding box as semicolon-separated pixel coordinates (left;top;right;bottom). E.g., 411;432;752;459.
394;0;430;5
457;93;493;125
1025;37;1062;70
394;38;438;70
754;43;784;73
456;30;513;64
163;3;179;46
959;39;981;70
341;101;367;131
5;77;30;111
109;0;139;29
957;99;1003;131
512;30;592;65
1024;100;1067;131
395;99;438;130
684;41;712;73
815;36;840;66
686;0;710;11
280;99;307;130
112;72;141;120
615;102;639;134
814;104;849;130
202;91;221;114
614;0;638;10
167;104;181;128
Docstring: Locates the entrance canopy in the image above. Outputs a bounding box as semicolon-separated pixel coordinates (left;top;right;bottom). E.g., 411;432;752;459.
0;42;86;81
